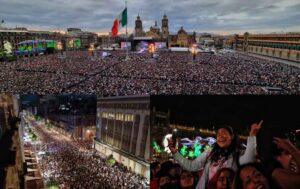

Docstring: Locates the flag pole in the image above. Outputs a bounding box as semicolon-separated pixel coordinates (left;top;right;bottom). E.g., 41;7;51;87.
125;0;129;61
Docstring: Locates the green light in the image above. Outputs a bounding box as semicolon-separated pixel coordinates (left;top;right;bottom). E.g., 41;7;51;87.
47;42;57;48
18;46;25;51
153;142;162;154
75;39;81;48
27;46;33;52
188;150;194;158
180;145;187;156
37;44;43;49
194;142;202;157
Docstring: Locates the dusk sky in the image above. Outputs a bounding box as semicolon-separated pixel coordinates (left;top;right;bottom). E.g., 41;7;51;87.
0;0;300;35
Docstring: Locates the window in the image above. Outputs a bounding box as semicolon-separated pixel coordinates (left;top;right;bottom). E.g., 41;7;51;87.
101;112;108;118
116;113;124;121
125;114;134;122
108;113;115;119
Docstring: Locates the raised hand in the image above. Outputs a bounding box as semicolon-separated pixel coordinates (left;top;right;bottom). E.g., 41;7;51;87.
250;120;263;136
273;137;298;154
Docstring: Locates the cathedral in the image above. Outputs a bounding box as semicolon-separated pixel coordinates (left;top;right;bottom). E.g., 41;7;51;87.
134;14;196;47
135;14;169;39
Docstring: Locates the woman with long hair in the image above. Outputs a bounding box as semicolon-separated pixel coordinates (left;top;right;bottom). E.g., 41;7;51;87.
168;121;262;189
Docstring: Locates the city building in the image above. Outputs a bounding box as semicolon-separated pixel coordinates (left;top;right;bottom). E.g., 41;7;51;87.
0;95;23;189
233;32;300;62
168;27;196;47
98;34;119;48
134;14;195;48
23;95;97;140
135;14;169;39
95;96;150;179
0;27;65;52
134;15;145;37
0;95;17;138
66;28;98;48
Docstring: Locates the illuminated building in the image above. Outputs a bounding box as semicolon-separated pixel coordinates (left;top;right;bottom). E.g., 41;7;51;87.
134;14;195;47
233;32;300;62
168;27;196;47
95;96;150;179
66;28;98;48
23;95;97;140
146;21;161;38
0;27;98;54
0;28;65;52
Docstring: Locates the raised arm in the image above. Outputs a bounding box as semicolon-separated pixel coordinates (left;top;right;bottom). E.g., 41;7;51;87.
239;120;263;164
168;138;209;172
273;137;300;174
173;150;209;172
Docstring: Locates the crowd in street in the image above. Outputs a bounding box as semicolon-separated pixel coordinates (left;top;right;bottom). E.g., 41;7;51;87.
33;122;147;189
0;50;299;95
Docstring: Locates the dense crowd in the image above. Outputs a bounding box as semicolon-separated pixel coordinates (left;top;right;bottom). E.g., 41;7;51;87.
32;122;147;189
0;50;299;95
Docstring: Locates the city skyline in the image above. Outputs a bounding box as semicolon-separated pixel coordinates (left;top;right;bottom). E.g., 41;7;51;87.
0;0;300;35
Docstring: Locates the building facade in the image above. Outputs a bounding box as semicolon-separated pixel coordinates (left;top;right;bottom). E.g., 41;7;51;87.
168;27;196;47
161;14;169;39
0;95;15;139
33;95;97;140
95;96;150;179
133;14;195;48
233;33;300;62
0;28;65;52
135;15;145;37
67;28;98;48
135;14;169;39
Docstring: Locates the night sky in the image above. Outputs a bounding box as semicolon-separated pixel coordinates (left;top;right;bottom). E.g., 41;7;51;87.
151;95;300;135
151;95;300;158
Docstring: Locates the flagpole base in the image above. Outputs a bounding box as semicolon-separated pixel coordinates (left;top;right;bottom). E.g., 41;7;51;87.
125;56;130;61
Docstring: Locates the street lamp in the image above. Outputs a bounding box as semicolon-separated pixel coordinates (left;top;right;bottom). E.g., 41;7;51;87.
191;44;197;63
89;44;95;57
149;43;155;58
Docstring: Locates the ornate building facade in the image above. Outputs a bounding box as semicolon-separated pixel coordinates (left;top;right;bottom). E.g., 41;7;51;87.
161;14;169;39
168;27;196;47
145;21;161;38
135;14;169;39
134;14;196;48
135;15;145;37
95;96;150;179
233;33;300;62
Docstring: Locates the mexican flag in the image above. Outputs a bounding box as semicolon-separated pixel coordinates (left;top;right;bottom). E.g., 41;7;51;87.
112;8;127;37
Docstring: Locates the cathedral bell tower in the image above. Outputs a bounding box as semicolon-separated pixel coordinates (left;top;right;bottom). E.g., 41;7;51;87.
161;14;169;38
135;15;144;37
